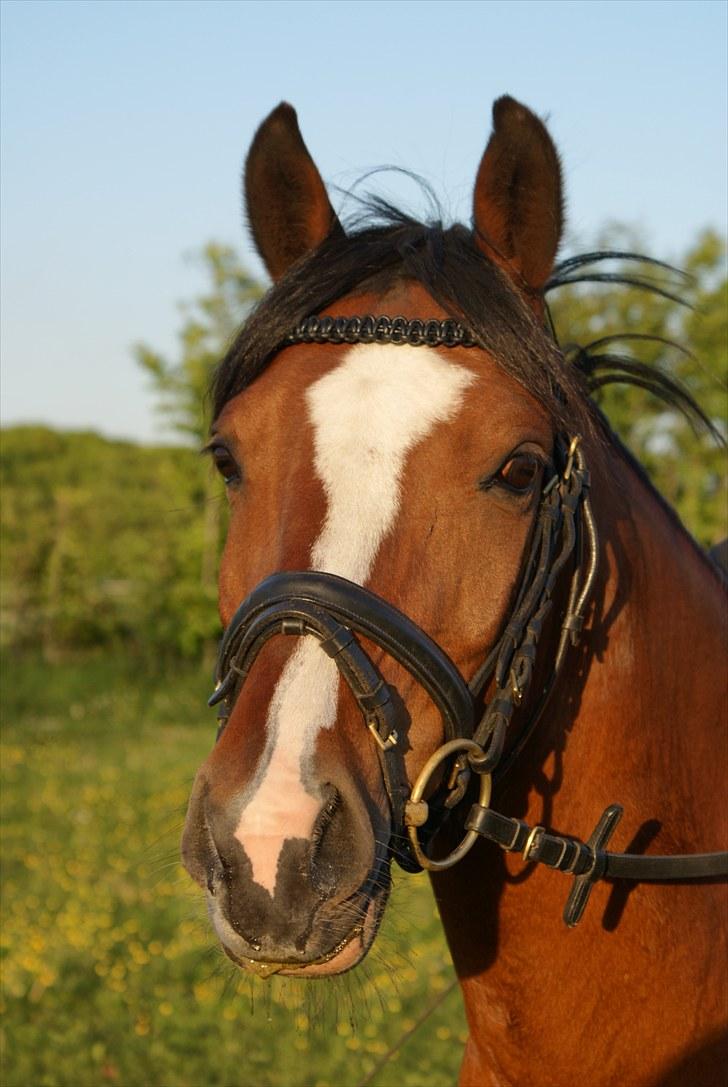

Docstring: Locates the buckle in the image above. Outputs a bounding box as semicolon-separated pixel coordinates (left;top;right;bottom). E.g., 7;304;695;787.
562;435;582;482
367;718;398;751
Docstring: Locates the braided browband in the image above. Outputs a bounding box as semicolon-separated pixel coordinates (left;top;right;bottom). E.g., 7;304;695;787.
287;314;479;349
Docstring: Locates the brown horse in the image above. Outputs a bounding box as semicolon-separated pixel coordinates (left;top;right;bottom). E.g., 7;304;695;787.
182;97;727;1085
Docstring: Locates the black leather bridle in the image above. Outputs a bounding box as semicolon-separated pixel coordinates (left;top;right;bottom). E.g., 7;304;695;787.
209;314;728;927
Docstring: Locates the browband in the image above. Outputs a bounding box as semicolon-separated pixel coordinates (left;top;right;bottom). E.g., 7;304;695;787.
286;314;479;349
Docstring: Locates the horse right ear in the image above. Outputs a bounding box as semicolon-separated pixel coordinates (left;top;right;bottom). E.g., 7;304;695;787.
244;103;344;281
473;96;564;301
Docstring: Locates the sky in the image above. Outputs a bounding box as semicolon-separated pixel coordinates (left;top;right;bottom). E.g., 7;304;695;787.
1;0;726;445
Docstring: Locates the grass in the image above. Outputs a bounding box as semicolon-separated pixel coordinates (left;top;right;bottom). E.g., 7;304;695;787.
0;655;467;1087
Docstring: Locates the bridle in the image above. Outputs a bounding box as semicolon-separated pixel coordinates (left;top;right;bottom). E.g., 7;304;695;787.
209;314;728;928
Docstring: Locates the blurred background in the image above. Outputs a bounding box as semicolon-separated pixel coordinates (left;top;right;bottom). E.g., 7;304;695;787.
1;2;726;1085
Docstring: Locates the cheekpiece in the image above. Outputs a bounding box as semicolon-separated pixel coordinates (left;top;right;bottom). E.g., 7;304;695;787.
286;314;479;349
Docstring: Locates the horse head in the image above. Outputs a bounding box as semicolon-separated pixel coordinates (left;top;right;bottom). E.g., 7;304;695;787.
181;97;594;976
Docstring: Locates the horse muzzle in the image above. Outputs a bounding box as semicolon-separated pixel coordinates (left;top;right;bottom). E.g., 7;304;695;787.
181;755;393;975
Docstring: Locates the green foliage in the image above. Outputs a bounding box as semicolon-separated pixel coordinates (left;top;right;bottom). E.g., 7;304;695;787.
0;659;466;1087
549;228;728;545
0;427;222;660
1;243;266;662
135;243;264;444
134;242;265;635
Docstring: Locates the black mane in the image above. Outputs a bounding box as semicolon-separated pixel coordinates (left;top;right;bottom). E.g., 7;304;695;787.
211;206;590;433
211;201;713;444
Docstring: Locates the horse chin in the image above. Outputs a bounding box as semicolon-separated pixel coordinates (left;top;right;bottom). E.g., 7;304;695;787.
217;874;389;979
284;890;387;977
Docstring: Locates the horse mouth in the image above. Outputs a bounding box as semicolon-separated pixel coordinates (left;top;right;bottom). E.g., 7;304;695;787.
219;883;386;979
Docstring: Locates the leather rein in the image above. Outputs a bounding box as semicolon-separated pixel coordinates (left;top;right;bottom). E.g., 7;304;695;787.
209;314;728;927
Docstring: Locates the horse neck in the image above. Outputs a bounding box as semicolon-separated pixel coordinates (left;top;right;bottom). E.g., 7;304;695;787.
428;435;727;1084
562;435;727;821
431;430;727;980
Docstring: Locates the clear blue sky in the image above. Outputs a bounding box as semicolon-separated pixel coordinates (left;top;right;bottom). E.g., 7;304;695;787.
2;0;726;444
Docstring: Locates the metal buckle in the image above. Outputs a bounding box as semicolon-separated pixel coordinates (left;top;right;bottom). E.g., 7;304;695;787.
562;435;582;482
509;667;524;706
367;718;398;751
522;825;545;861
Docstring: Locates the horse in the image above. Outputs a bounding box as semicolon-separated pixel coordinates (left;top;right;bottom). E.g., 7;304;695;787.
181;97;727;1085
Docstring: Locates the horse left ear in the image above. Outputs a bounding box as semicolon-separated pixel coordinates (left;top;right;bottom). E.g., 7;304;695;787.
473;96;563;298
244;102;344;281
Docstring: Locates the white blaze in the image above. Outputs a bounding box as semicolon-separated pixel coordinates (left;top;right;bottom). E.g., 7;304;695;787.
234;344;476;892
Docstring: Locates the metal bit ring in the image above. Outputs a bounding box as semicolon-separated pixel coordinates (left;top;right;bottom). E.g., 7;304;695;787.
404;739;492;871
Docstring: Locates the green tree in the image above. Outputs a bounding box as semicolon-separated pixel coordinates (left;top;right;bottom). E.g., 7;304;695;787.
135;242;264;444
549;228;727;545
134;243;265;619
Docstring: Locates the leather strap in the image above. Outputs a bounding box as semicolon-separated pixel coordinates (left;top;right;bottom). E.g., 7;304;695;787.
212;571;474;744
466;803;728;926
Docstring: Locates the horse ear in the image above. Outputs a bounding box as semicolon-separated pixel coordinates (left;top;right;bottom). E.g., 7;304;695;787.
244;102;343;281
473;96;563;297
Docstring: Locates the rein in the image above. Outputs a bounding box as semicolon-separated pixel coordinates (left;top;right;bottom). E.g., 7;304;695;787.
210;314;728;927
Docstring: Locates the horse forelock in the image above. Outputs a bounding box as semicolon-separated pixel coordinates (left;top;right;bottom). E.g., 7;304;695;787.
210;212;593;440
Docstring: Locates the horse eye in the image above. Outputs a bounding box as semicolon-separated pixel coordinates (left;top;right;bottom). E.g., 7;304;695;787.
210;445;241;486
497;453;542;493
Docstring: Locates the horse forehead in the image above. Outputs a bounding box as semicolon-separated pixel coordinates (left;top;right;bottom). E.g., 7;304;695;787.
305;342;479;443
302;344;478;583
215;329;546;442
301;343;555;484
217;341;484;471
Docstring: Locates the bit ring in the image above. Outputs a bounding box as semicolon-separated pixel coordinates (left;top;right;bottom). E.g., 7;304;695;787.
404;739;492;871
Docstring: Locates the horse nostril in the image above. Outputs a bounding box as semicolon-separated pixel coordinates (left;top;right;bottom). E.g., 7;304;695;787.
309;785;377;902
310;787;342;897
206;862;224;895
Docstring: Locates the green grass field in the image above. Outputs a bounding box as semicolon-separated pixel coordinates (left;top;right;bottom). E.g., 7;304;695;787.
1;657;466;1087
